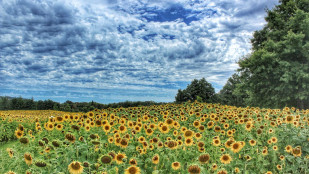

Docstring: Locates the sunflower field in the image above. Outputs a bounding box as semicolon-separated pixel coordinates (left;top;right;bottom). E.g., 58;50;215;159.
0;102;309;174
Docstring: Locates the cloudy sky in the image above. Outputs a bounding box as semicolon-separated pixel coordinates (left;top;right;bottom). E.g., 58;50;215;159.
0;0;278;103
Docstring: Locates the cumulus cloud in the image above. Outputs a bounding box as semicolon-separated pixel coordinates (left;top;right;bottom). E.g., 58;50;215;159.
0;0;278;103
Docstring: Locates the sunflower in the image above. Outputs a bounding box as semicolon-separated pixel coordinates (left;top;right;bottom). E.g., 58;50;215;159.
158;142;164;148
95;120;102;127
225;139;234;148
262;149;268;156
198;125;205;132
214;126;221;132
46;122;54;131
56;116;64;123
272;145;278;151
152;154;159;164
144;128;153;136
100;155;112;164
65;133;76;143
292;146;302;157
6;148;14;158
5;171;16;174
124;166;141;174
198;147;205;152
108;152;116;160
276;164;282;170
195;133;202;140
286;115;294;123
45;146;51;153
193;120;200;128
159;124;170;134
217;170;228;174
115;153;127;164
35;160;47;167
24;153;33;165
103;123;111;133
235;167;240;173
52;140;61;148
231;142;242;153
55;124;63;131
108;137;114;144
19;137;29;144
213;139;221;147
249;139;256;146
207;121;214;129
172;162;181;170
15;130;23;139
120;138;129;148
188;165;201;174
197;142;204;148
271;137;278;143
184;130;194;138
245;122;253;131
87;112;94;118
119;125;127;133
220;154;232;164
185;138;194;146
285;145;292;153
138;136;145;143
167;140;178;149
134;125;142;133
245;155;252;161
68;161;83;174
129;158;137;165
198;154;210;164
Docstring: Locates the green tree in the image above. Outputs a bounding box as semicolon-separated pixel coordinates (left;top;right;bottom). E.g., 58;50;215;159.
219;73;247;107
0;97;10;110
175;78;216;103
238;0;309;109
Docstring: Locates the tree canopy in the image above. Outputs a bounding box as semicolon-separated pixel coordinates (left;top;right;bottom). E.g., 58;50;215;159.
219;73;247;107
237;0;309;109
175;78;217;103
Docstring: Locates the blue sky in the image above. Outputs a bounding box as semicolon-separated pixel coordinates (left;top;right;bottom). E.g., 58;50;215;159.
0;0;278;103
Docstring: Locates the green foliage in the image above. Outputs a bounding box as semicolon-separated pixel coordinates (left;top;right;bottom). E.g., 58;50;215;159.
237;0;309;109
219;73;247;107
175;78;216;103
0;96;166;112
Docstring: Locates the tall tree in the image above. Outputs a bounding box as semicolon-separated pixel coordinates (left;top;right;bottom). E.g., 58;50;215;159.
219;73;247;107
175;78;216;103
238;0;309;109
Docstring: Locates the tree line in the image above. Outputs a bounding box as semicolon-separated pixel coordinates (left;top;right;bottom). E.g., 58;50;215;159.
0;96;166;112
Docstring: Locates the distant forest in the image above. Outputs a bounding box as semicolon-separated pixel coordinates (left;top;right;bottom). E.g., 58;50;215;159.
0;96;166;112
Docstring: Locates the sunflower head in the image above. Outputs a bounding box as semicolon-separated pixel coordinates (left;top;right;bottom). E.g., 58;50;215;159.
292;146;302;157
220;154;232;164
35;160;47;167
19;137;29;144
188;165;201;174
115;153;127;164
171;162;181;170
198;154;210;164
65;133;76;143
152;154;160;164
100;155;112;164
129;158;137;165
124;166;141;174
68;161;83;174
24;153;33;165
